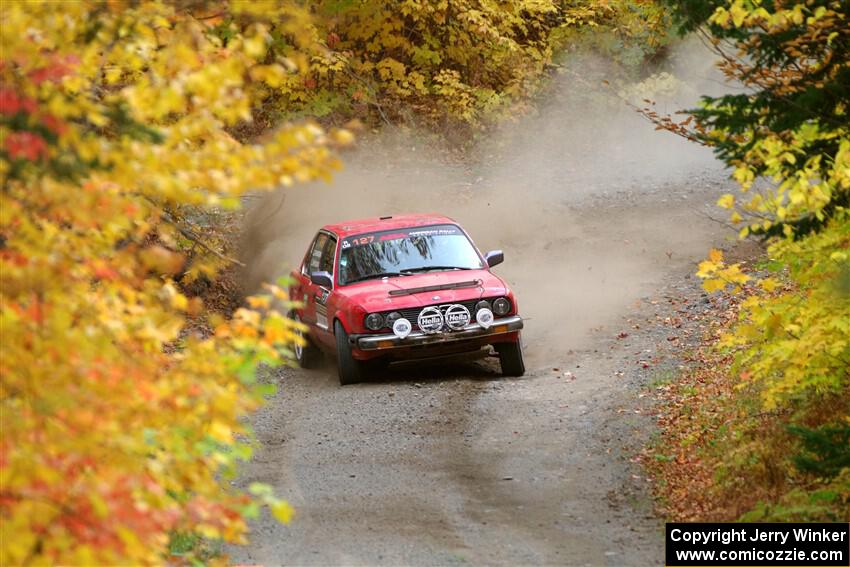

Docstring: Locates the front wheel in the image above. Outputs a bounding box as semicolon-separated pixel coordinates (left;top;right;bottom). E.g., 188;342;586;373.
334;320;364;385
497;336;525;377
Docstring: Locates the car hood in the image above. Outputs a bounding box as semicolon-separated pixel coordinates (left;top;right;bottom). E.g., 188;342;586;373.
339;269;508;312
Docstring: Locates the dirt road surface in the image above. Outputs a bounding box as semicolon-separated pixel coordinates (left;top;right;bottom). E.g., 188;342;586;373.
232;187;734;566
232;52;735;565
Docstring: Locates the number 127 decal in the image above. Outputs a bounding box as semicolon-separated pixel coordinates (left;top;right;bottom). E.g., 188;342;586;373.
343;235;375;247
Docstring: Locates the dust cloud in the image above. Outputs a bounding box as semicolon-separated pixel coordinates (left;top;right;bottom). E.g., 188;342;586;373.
239;38;732;367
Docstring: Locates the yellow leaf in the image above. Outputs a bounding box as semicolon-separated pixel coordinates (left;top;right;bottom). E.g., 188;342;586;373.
759;278;779;292
696;259;717;278
703;278;726;293
717;193;735;209
171;292;188;311
270;500;294;524
247;296;271;309
708;248;723;263
198;524;221;539
209;421;233;442
331;128;355;146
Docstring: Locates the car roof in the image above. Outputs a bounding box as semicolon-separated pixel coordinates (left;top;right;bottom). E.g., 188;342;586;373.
322;213;459;238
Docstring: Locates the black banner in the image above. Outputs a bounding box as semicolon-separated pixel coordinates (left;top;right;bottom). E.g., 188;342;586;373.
666;523;849;566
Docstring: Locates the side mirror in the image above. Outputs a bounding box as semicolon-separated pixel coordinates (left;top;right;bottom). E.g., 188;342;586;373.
310;271;333;288
484;250;504;268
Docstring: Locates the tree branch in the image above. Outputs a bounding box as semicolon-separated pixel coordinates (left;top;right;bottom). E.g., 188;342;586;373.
146;197;246;267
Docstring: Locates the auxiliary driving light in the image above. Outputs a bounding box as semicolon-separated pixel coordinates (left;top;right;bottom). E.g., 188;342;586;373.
392;317;412;339
365;313;384;331
493;297;511;316
476;308;494;329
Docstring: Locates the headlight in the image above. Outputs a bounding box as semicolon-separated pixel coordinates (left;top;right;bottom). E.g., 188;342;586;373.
385;311;402;325
365;313;384;330
476;308;494;329
493;297;511;316
475;300;491;313
392;317;412;338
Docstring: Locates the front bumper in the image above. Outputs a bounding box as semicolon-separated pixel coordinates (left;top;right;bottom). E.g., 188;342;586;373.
352;315;523;351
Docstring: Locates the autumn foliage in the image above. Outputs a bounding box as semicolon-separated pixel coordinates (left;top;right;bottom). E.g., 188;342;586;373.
239;0;672;130
652;0;850;521
0;2;348;563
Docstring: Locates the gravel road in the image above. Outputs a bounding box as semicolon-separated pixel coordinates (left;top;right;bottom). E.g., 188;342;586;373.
232;47;737;563
230;174;736;566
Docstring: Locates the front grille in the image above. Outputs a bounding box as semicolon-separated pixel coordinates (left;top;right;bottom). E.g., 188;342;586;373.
386;299;483;331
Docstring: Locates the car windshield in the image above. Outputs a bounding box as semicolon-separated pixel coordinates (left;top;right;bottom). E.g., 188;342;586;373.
338;224;484;285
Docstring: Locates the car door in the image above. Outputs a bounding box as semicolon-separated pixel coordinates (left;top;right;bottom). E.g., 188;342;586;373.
295;231;329;331
304;232;338;347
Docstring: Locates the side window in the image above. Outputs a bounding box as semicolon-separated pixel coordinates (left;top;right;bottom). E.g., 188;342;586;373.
318;236;337;275
306;233;329;274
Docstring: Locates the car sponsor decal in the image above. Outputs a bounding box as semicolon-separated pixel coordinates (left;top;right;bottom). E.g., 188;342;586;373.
444;304;471;330
417;306;444;334
315;302;329;330
415;304;474;334
341;224;462;249
316;312;328;330
316;289;330;306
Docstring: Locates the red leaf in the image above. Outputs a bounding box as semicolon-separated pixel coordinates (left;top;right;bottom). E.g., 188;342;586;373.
4;131;48;161
0;89;36;115
27;54;79;85
42;113;68;135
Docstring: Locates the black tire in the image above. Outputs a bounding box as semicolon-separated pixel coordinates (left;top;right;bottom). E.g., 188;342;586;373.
334;320;363;385
497;336;525;377
293;313;321;369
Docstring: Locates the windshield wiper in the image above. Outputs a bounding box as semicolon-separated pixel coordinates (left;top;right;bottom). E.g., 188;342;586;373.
345;272;407;284
400;266;472;274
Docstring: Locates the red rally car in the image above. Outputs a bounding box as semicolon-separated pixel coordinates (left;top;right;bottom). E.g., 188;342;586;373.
290;214;525;385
